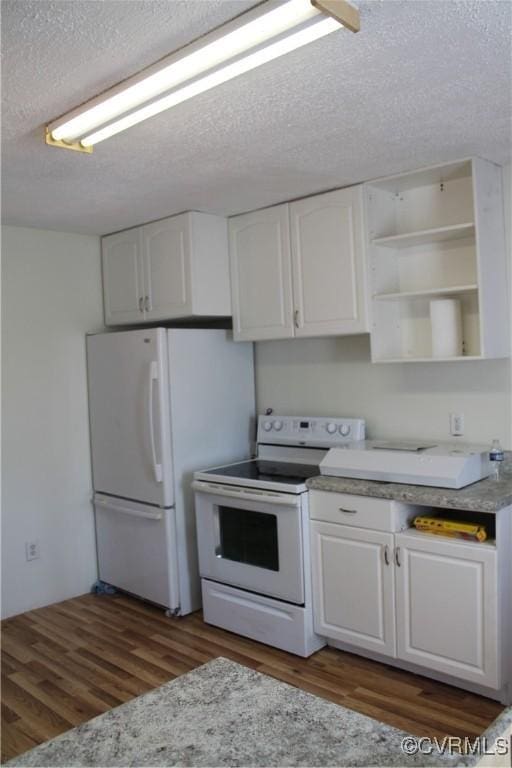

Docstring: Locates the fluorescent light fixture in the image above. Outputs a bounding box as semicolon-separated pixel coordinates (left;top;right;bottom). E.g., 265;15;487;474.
51;0;322;143
46;0;359;152
81;17;340;147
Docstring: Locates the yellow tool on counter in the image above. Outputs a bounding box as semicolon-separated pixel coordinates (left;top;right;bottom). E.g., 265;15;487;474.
413;516;487;542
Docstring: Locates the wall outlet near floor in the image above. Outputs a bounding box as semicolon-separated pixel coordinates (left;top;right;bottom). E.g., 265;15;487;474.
449;413;465;437
25;540;40;561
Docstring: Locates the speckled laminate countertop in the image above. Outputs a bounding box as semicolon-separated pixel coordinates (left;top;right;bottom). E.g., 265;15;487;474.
7;657;476;768
307;454;512;513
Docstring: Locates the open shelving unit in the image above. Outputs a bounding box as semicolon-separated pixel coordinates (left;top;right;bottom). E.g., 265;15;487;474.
365;158;509;363
407;507;496;547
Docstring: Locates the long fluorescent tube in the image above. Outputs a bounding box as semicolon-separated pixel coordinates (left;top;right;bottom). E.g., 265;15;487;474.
47;0;359;150
81;16;340;147
51;0;325;144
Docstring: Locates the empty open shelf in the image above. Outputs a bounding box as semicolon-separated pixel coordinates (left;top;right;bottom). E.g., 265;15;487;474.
374;285;478;302
372;223;475;249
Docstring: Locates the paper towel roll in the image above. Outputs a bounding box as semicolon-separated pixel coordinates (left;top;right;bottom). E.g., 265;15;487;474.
430;298;463;357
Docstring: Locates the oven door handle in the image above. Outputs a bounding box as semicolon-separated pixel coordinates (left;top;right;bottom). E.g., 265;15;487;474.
192;480;301;508
213;507;222;557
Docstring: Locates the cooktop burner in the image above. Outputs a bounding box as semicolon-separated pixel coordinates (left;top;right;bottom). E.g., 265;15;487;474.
201;460;319;486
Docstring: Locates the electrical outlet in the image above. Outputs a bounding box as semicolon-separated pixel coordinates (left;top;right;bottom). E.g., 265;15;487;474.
25;541;40;561
450;413;465;437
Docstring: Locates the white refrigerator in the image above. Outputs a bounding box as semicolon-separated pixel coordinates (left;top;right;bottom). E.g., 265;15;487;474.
86;328;255;615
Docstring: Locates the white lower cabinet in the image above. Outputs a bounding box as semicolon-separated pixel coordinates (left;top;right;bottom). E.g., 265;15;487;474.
309;490;501;693
395;531;498;689
311;522;396;656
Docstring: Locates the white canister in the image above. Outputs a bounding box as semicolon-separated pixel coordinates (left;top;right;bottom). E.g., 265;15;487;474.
430;298;463;357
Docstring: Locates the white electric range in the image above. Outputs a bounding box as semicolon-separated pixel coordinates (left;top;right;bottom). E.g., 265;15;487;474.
192;414;365;657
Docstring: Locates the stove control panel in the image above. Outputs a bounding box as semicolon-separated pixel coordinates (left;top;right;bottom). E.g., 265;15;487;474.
257;415;366;448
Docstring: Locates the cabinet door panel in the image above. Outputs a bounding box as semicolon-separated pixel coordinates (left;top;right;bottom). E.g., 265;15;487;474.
291;187;368;337
102;230;144;325
395;533;499;688
229;205;294;341
311;521;396;656
142;217;191;320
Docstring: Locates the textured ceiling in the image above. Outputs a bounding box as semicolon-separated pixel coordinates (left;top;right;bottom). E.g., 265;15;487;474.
2;0;511;235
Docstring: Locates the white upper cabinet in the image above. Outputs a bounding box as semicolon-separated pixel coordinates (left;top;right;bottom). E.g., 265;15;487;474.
142;215;191;321
229;205;294;341
366;157;509;362
102;229;144;325
290;187;368;337
229;185;369;342
102;212;231;326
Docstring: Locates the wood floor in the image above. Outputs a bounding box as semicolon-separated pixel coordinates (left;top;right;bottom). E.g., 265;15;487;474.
1;593;504;763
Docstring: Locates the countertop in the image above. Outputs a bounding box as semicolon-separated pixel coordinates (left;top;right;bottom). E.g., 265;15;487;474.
307;453;512;513
8;657;464;767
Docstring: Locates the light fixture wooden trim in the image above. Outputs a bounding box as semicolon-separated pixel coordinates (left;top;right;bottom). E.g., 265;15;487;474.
45;127;93;154
310;0;360;32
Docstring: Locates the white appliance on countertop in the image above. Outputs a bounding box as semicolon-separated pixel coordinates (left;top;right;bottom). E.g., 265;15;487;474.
192;414;365;656
87;328;255;616
320;440;493;489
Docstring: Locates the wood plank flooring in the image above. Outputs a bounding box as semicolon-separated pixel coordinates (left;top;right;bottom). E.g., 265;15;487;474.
1;593;504;762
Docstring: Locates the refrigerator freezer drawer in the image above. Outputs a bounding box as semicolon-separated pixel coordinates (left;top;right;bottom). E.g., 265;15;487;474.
94;495;178;610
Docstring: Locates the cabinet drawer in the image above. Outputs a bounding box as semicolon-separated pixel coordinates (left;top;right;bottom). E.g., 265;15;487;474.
309;490;413;532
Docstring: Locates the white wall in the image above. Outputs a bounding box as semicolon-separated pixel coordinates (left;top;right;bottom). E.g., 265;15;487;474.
256;335;511;446
256;164;512;448
1;226;103;618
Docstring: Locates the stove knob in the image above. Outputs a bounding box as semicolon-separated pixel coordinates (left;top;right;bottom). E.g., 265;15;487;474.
273;420;283;431
339;424;351;437
326;422;337;434
263;421;273;432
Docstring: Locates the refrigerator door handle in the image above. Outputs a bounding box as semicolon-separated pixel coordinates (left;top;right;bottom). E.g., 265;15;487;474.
95;497;164;521
148;361;163;483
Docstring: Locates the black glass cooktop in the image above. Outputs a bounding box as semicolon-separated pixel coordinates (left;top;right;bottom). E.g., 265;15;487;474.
203;460;319;485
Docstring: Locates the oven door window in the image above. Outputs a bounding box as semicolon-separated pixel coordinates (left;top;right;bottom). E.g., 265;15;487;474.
217;506;279;571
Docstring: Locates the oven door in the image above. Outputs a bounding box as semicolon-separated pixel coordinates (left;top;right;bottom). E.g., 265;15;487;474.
193;481;305;605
